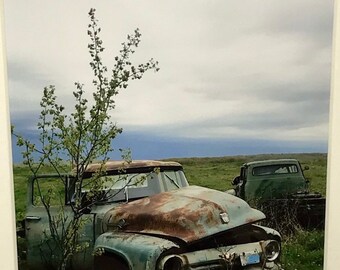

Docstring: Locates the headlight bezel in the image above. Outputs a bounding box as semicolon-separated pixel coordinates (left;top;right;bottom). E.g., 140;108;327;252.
159;254;184;270
262;240;281;262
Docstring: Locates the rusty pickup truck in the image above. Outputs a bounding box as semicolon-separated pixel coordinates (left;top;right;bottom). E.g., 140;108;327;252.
228;159;326;229
22;160;281;270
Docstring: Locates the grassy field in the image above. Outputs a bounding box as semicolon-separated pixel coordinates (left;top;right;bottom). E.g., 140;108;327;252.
13;153;327;269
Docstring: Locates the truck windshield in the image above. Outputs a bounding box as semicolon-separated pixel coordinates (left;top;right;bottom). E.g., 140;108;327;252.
252;164;298;176
79;169;188;203
94;173;149;190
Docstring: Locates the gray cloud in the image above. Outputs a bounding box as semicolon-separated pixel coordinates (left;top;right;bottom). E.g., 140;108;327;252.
4;0;333;145
7;60;56;99
259;1;333;46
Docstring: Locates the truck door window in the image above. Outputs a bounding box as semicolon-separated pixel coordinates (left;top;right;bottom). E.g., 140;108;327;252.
33;176;66;206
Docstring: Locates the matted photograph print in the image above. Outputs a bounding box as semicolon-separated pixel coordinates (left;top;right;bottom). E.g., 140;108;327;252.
2;1;335;269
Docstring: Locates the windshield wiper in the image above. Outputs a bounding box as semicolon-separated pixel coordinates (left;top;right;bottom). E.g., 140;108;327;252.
164;173;180;188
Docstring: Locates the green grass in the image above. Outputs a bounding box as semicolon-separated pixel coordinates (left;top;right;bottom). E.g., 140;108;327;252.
281;230;324;270
13;153;327;269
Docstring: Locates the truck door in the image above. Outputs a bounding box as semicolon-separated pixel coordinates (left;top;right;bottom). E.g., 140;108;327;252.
233;167;247;199
25;175;93;270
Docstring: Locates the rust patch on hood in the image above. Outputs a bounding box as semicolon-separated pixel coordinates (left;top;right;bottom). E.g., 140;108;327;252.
103;186;265;243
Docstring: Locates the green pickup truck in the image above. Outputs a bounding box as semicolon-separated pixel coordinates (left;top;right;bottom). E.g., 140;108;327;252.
228;159;326;229
21;160;282;270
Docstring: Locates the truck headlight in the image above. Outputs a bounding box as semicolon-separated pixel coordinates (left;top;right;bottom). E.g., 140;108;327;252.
262;240;280;262
159;255;184;270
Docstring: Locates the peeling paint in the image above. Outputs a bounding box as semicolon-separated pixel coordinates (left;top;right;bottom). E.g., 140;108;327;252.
103;185;265;242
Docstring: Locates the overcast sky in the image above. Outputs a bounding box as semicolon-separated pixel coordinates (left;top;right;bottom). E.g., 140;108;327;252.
4;0;334;161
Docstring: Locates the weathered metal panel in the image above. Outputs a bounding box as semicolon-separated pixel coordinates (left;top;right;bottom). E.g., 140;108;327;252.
243;159;308;200
25;206;94;270
103;186;265;242
94;232;179;270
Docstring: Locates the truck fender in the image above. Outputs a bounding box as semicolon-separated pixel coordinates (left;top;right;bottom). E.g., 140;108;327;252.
93;232;180;270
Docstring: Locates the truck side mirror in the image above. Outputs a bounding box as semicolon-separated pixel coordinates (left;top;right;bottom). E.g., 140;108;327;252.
303;165;310;171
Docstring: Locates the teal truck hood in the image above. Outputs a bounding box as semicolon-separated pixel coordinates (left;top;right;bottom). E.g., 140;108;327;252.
103;185;265;243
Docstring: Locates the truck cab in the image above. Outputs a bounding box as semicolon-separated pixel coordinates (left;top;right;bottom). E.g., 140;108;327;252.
232;159;309;201
24;160;188;269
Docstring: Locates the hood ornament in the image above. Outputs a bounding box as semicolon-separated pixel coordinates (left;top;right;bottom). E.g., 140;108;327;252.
220;212;230;224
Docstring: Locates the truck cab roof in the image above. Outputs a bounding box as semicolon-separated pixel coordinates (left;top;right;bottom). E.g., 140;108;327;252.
80;160;183;178
84;160;182;172
243;159;299;167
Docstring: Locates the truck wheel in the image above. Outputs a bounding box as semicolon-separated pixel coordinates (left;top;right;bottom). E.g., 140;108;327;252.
94;252;129;270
